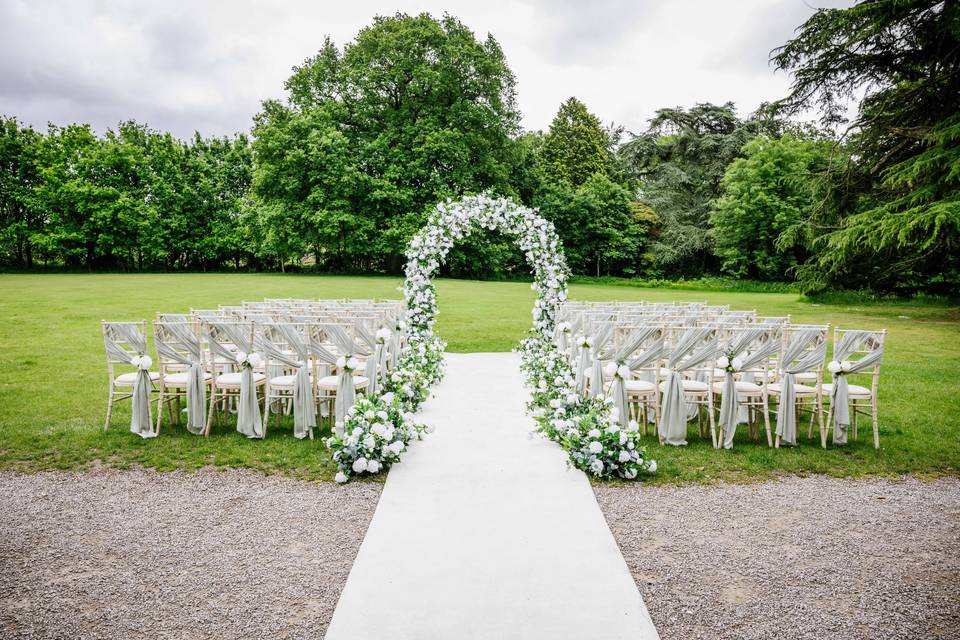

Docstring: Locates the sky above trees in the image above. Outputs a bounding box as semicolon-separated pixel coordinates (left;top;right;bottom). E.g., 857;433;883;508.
0;0;855;139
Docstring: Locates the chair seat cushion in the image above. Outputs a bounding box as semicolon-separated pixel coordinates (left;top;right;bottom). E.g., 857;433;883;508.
317;375;369;391
624;380;656;395
115;371;160;385
821;382;872;398
215;372;265;386
768;382;818;396
795;371;818;383
711;381;763;395
162;371;212;387
658;379;709;393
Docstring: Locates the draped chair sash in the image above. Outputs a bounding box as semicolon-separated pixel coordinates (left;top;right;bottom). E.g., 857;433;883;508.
155;322;206;435
775;329;827;446
718;328;780;449
105;323;155;439
586;323;615;399
206;322;263;439
258;324;316;439
830;331;884;444
319;324;363;431
658;328;718;446
608;326;664;427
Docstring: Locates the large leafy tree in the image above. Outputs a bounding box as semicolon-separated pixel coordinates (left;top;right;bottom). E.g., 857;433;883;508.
253;13;521;272
711;134;833;280
773;0;960;293
0;117;43;267
541;97;609;187
618;103;790;276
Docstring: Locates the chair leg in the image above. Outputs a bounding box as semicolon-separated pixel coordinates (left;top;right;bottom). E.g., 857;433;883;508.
762;398;772;447
263;387;271;437
156;385;166;434
205;387;217;436
872;398;879;449
824;402;833;449
707;395;717;449
853;402;859;440
104;388;113;431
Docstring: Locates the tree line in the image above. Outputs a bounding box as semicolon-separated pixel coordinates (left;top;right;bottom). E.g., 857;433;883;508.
1;1;957;295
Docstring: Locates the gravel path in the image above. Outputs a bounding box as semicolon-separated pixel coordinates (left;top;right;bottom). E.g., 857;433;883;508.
595;476;960;640
0;468;382;640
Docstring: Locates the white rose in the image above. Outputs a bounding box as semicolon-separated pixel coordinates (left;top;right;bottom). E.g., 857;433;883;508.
384;426;395;441
617;364;631;379
626;420;639;433
549;398;562;409
624;468;638;480
366;459;381;474
236;351;248;364
335;471;348;483
566;393;579;405
129;356;140;367
588;441;603;454
588;428;601;438
347;357;360;371
363;435;376;449
619;451;631;463
352;458;368;473
827;360;842;374
139;355;152;369
716;356;729;369
248;352;263;368
336;356;347;369
333;421;345;437
371;423;386;437
381;392;395;405
603;362;618;378
389;440;405;454
840;360;853;373
647;459;658;473
731;356;745;371
532;408;545;418
591;459;604;474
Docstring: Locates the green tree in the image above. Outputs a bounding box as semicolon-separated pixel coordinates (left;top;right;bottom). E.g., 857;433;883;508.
541;97;608;187
773;0;960;293
0;117;43;267
254;12;520;272
711;134;833;280
618;102;792;276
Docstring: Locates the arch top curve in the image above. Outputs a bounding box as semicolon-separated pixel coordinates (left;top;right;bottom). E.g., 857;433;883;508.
402;193;570;342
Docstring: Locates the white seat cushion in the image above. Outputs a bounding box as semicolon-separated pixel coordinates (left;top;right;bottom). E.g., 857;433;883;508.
767;382;818;396
795;371;818;383
269;374;300;388
821;383;872;398
162;371;212;387
114;371;160;385
658;379;710;393
711;381;763;395
215;372;265;387
317;375;369;391
624;379;656;395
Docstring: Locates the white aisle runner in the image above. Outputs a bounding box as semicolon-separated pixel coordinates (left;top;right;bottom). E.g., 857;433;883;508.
325;353;659;640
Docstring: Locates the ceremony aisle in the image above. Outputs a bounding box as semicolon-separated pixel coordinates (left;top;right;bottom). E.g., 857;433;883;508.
325;352;659;640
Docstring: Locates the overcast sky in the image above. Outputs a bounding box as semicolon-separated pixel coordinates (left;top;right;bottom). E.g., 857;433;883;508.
0;0;854;139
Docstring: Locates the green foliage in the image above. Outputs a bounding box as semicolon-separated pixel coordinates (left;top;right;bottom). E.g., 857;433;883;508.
711;134;833;280
774;0;960;294
541;97;609;187
0;116;43;268
618;102;793;276
253;12;521;272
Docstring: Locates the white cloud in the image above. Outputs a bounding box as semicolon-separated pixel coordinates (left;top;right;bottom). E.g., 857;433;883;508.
0;0;855;138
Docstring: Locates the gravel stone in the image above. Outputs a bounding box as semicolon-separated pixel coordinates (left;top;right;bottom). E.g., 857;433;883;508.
0;468;382;639
595;476;960;640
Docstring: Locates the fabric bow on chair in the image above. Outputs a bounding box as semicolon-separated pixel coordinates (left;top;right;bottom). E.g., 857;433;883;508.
104;323;156;439
828;331;884;445
717;328;779;449
658;327;718;447
155;322;206;435
208;323;264;439
607;326;664;428
260;324;316;439
774;329;826;446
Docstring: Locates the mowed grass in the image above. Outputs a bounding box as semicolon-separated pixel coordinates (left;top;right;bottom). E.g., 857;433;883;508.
0;273;958;484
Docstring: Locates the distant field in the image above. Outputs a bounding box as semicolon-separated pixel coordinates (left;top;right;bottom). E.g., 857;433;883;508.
1;273;958;483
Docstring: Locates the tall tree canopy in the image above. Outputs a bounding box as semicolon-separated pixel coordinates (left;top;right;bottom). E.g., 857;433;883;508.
541;97;609;187
774;0;960;293
618;102;790;276
253;12;521;272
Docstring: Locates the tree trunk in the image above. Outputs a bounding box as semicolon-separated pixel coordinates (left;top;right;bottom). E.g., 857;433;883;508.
25;240;32;269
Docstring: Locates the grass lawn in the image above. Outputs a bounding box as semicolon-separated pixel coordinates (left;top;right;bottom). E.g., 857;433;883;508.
1;272;958;484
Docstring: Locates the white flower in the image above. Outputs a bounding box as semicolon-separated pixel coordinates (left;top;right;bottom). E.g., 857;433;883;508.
588;428;601;438
371;423;386;437
716;355;729;369
731;356;744;371
335;471;348;483
549;398;562;409
591;459;604;474
618;450;631;462
381;392;395;405
566;393;579;405
624;468;638;480
352;458;368;473
388;440;405;454
139;355;152;369
236;351;248;364
605;424;620;434
346;357;360;371
626;420;639;433
333;421;345;437
532;408;545;418
647;459;657;473
840;360;853;373
247;352;263;368
588;441;603;454
336;356;347;369
616;364;631;379
366;459;381;473
376;327;392;343
827;360;842;374
603;362;618;378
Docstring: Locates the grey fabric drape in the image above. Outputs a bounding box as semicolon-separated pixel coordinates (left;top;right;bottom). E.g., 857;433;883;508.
608;326;664;427
258;324;316;439
658;328;718;446
206;323;263;439
830;331;884;445
774;330;827;446
155;322;206;434
586;323;614;399
323;324;365;429
718;328;780;449
105;323;155;438
574;335;592;395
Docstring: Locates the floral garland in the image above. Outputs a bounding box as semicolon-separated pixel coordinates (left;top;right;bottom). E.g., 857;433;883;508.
330;192;654;481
